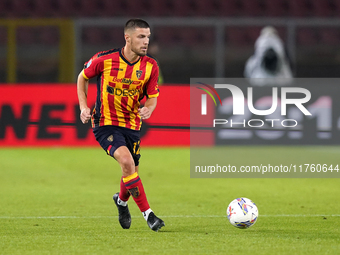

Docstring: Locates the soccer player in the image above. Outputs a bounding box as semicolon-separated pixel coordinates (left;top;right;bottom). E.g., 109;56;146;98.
76;19;164;231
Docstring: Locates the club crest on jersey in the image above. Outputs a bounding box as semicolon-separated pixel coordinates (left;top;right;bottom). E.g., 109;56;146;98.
136;70;143;79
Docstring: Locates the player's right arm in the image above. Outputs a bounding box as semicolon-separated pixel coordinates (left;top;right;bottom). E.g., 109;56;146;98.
77;52;104;124
77;70;92;124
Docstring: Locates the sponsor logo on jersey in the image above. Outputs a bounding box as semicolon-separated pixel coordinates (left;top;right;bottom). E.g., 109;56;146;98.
112;77;141;86
85;59;92;68
106;85;142;97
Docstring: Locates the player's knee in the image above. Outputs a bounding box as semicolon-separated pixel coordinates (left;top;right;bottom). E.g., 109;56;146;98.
119;155;135;174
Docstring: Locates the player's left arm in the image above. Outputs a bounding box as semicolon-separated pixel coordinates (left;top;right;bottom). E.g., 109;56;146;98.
139;60;160;120
139;97;157;120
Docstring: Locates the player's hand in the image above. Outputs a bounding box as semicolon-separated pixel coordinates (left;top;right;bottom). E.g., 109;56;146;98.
138;107;152;120
80;107;91;124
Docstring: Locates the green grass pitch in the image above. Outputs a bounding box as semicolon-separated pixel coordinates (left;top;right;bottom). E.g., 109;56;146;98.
0;146;339;254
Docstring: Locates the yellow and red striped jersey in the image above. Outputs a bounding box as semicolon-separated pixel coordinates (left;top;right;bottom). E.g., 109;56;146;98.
82;48;159;130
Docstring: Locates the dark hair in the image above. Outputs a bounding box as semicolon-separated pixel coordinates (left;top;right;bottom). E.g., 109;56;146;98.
124;19;150;33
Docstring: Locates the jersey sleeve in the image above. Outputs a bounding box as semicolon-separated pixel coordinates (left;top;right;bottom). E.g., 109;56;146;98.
146;62;160;98
82;53;104;80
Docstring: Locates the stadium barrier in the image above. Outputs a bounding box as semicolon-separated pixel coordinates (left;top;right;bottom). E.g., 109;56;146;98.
1;82;339;147
191;79;340;145
0;84;190;147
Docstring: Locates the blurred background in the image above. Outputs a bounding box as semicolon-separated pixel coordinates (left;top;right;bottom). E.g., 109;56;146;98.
1;3;340;254
0;0;340;84
1;0;340;147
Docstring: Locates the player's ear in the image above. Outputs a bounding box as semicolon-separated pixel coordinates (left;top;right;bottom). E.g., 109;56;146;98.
124;33;131;43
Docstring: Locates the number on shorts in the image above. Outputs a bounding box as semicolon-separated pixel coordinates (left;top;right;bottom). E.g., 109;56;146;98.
133;141;140;155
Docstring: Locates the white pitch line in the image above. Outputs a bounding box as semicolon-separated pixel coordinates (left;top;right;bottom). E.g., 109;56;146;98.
0;214;339;219
261;214;340;217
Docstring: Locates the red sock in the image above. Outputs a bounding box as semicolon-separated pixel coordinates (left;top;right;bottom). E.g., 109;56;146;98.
119;177;130;202
123;172;150;212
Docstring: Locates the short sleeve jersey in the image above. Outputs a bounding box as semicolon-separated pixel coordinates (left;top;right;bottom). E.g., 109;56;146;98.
82;48;159;130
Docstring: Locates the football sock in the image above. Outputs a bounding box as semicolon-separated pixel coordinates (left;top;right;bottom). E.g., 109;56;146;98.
142;208;153;221
119;177;130;203
123;172;150;213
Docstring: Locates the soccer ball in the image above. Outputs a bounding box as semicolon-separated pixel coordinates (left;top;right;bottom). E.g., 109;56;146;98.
227;197;258;229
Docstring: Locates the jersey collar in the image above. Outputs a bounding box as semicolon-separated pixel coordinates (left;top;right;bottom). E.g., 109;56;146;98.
120;48;141;66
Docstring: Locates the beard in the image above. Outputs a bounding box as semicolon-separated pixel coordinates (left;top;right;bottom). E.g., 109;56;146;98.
131;41;148;56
